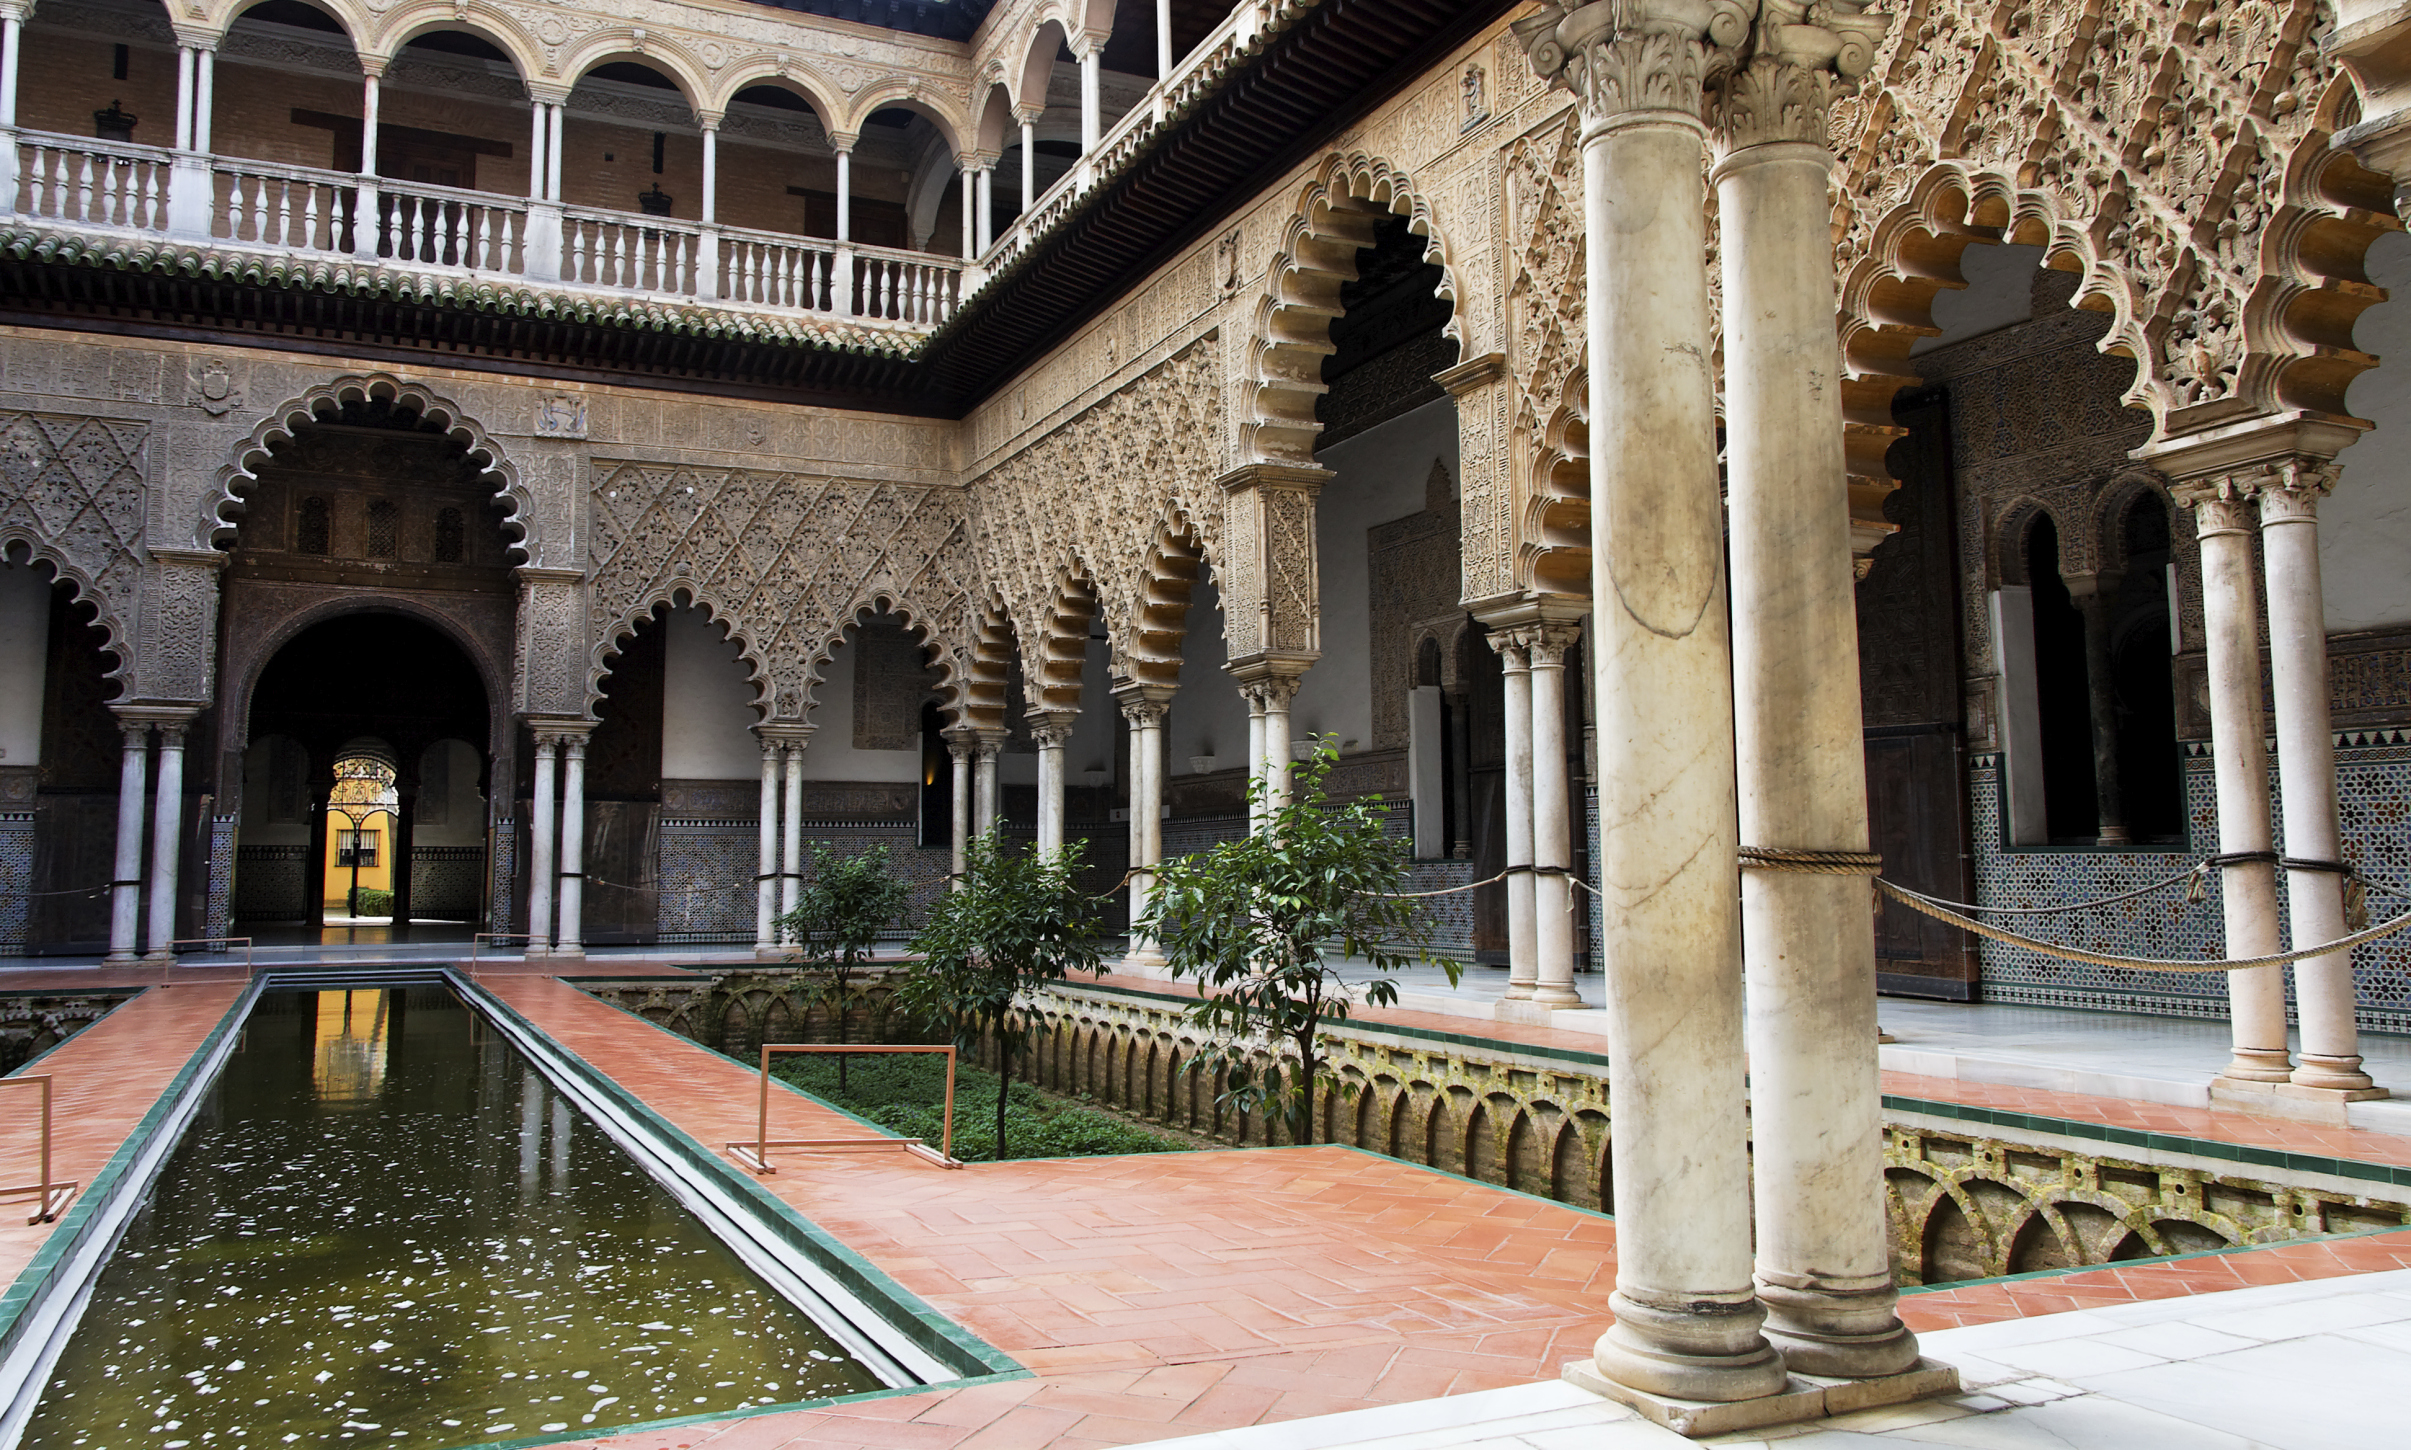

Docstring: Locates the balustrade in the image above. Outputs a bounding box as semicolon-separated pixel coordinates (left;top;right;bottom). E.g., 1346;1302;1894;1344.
719;227;835;312
562;209;697;297
15;135;170;232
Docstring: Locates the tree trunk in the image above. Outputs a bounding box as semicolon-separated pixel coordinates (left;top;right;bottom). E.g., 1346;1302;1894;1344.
1299;1044;1317;1146
834;961;851;1091
995;1047;1012;1160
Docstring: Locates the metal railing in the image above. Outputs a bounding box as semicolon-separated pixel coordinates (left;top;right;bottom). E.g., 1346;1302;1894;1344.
727;1043;963;1172
0;1076;78;1225
469;932;533;965
166;936;254;971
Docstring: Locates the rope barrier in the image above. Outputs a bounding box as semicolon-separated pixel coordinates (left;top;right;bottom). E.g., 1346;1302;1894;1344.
1873;877;2411;974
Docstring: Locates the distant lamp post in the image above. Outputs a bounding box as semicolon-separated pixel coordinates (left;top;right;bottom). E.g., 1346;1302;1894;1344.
328;756;398;920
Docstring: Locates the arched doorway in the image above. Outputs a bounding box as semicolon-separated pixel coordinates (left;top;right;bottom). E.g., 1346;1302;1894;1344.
238;613;492;942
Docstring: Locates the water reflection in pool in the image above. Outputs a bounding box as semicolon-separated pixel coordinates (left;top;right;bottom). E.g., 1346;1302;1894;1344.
23;987;882;1447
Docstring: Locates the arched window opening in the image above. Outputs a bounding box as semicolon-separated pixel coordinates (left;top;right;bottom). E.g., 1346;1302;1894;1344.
2109;494;2183;840
296;496;331;555
2025;516;2099;841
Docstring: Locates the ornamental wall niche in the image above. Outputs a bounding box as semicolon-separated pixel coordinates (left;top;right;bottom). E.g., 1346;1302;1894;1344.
588;464;977;724
1830;0;2402;451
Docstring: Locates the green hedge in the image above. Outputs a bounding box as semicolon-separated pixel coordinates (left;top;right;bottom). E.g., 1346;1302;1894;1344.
767;1051;1187;1161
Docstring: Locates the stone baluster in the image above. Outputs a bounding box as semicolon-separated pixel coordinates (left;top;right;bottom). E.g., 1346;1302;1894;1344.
1518;0;1786;1404
1711;0;1918;1380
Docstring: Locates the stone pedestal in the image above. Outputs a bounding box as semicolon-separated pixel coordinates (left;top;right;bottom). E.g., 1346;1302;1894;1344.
1564;1358;1960;1439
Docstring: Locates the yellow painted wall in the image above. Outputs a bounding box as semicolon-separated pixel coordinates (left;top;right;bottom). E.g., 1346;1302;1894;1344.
322;807;393;906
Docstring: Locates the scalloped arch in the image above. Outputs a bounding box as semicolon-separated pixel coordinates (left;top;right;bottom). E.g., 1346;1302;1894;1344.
1244;153;1463;466
588;586;773;724
798;593;970;728
1114;509;1210;690
205;375;535;563
1518;364;1588;597
0;534;131;690
960;591;1019;733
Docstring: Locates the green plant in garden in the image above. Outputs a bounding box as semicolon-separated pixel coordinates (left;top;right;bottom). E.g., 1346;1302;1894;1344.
776;843;916;1089
1139;744;1452;1144
770;1052;1184;1161
896;831;1106;1159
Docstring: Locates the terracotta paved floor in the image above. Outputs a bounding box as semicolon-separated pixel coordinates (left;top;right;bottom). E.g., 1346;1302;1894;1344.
0;981;243;1286
1898;1225;2411;1329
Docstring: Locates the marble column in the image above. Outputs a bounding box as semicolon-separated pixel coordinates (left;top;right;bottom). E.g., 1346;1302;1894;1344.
755;733;781;953
1155;0;1173;77
193;45;215;154
526;732;558;956
174;42;196;151
1118;688;1172;968
106;720;150;964
2066;578;2130;843
143;721;190;963
1493;630;1538;999
961;169;977;260
1078;46;1102;154
2259;469;2380;1094
1244;690;1268;829
1260;679;1298;811
1712;8;1914;1378
1018;113;1038;209
946;730;975;887
2177;487;2292;1082
974;731;1005;838
1527;623;1583;1008
1520;0;1785;1402
554;732;588;960
527;98;549;200
1033;712;1075;858
545;102;564;201
0;9;23;130
780;734;809;930
975;166;994;254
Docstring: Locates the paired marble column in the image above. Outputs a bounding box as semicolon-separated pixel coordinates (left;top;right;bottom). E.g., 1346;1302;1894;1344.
1118;687;1173;969
555;731;589;960
1521;0;1783;1403
1712;12;1915;1378
945;728;975;887
143;721;190;963
1032;711;1075;858
2178;484;2293;1083
1491;630;1538;999
2258;469;2379;1094
974;730;1005;837
1234;675;1302;824
526;732;558;956
755;733;782;952
106;719;150;965
780;731;812;928
1526;623;1583;1009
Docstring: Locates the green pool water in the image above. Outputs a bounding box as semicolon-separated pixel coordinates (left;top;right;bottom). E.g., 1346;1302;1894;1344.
20;986;883;1448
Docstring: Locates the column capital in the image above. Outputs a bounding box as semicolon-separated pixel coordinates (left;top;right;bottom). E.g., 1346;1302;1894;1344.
754;722;816;749
973;727;1009;762
828;130;858;153
963;151;1001;173
169;26;220;53
1488;628;1536;670
1233;675;1301;712
357;52;392;80
1012;103;1044;128
1706;4;1892;156
526;82;572;107
111;703;200;731
1113;681;1176;724
1513;0;1751;132
944;733;977;764
526;715;595;746
0;3;35;25
695;109;725;132
1028;709;1078;749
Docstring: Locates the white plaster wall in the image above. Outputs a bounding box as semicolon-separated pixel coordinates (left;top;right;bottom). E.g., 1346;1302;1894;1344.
1912;242;2046;354
802;632;922;783
1291;395;1459;751
1166;571;1246;774
0;561;48;767
660;607;761;780
1065;637;1118;784
2327;231;2411;632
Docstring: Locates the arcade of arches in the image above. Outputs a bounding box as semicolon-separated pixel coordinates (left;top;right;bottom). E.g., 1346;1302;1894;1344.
9;0;2411;1425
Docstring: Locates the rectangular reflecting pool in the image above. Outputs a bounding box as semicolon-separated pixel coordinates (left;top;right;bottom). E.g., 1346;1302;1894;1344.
20;987;886;1447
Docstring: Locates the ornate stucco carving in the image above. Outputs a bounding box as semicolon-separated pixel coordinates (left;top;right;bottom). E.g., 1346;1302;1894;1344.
0;409;147;687
587;463;977;725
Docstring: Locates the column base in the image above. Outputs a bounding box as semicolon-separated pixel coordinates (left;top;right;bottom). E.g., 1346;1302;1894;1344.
1758;1283;1921;1380
549;945;585;961
2211;1074;2388;1125
141;949;175;966
2293;1054;2381;1094
754;945;795;962
2215;1049;2295;1084
1529;986;1586;1009
1565;1357;1960;1439
1118;947;1174;979
1591;1301;1789;1405
103;951;141;967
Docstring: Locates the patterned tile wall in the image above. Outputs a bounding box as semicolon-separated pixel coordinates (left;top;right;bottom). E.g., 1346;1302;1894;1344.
408;846;485;921
234;844;308;921
489;821;515;936
1158;806;1475;956
203;815;236;941
0;812;32;955
657;819;955;945
1969;743;2411;1034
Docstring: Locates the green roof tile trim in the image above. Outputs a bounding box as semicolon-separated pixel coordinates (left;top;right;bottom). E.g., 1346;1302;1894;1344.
1883;1094;2411;1191
455;972;1024;1383
0;980;260;1369
1899;1220;2411;1295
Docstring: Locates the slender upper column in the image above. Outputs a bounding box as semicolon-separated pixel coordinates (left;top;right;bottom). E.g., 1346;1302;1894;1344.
1032;711;1076;858
0;10;24;130
831;140;848;240
143;720;191;963
545;101;564;201
975;166;995;254
1519;0;1786;1403
1491;629;1538;1000
554;729;590;959
961;169;978;259
1156;0;1174;77
1016;109;1039;212
1077;43;1102;153
174;42;196;152
754;732;781;952
527;98;549;201
701;118;721;225
526;731;559;956
193;45;215;154
1526;622;1583;1009
106;719;151;964
2258;467;2381;1094
359;68;382;178
1711;0;1915;1379
945;728;975;887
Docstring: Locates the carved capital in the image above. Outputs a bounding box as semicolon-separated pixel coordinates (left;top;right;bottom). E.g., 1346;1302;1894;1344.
1028;711;1078;750
1489;628;1535;671
1115;684;1174;729
1513;0;1752;128
1708;56;1836;153
1238;676;1303;713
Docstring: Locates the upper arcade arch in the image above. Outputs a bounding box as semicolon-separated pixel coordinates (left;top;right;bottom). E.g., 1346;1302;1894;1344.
709;62;848;138
838;84;970;158
1016;19;1074;114
364;3;541;79
223;0;371;53
555;33;714;112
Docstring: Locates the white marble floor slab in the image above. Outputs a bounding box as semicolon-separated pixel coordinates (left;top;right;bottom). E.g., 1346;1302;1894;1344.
1134;1270;2411;1450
